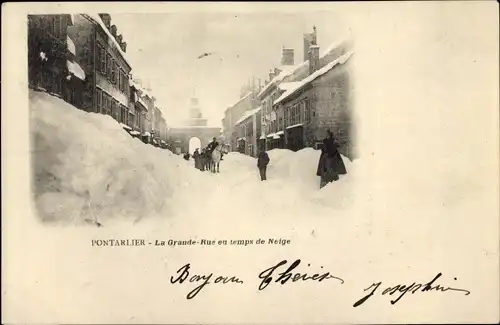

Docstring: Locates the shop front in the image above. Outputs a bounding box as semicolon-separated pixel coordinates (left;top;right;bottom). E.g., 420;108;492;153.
285;123;304;152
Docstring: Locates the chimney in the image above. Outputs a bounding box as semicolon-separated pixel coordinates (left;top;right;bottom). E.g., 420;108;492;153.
110;25;117;37
269;69;274;81
99;13;111;28
303;26;318;62
116;34;123;43
120;42;127;52
281;48;295;66
309;45;320;75
274;67;282;76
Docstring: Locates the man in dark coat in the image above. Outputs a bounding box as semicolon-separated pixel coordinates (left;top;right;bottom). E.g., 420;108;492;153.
317;130;347;188
257;150;270;181
206;137;219;155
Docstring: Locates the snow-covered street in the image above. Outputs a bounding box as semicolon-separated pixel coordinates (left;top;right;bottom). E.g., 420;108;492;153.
30;90;364;230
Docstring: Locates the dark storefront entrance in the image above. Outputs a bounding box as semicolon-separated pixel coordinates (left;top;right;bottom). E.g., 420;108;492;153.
286;125;305;152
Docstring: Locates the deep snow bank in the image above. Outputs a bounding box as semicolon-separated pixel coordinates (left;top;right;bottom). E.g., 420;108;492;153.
266;148;358;209
30;90;363;226
222;148;360;211
30;90;211;225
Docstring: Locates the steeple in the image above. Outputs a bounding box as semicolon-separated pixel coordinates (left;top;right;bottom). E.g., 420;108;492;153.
184;96;208;126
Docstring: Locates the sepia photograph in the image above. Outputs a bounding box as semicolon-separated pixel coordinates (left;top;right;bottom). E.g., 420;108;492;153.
28;11;357;227
3;2;499;324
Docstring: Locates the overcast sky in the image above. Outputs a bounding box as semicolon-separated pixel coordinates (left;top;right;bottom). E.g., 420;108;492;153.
110;11;350;126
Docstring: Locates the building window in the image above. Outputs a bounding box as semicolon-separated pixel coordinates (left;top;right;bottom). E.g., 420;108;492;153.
96;88;102;113
51;15;65;38
106;94;112;116
52;70;62;95
290;103;301;126
106;54;112;80
111;60;117;84
120;105;128;124
101;93;107;114
118;69;122;91
122;70;128;94
111;100;117;120
114;62;119;85
305;98;311;122
129;113;134;128
300;101;306;122
84;47;92;65
97;44;106;74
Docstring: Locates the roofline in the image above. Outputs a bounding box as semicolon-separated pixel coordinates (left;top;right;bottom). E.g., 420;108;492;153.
276;82;313;106
257;81;277;99
276;51;353;105
81;14;132;71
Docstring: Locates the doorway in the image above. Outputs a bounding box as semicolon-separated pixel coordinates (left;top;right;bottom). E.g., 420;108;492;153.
188;136;202;155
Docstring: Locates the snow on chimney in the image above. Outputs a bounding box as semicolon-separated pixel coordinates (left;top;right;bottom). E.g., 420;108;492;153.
281;48;295;66
303;26;318;62
116;34;123;43
269;69;274;81
309;45;320;75
120;42;127;53
110;25;117;37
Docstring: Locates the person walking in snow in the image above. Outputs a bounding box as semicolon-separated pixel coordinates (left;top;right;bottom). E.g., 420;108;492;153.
317;129;347;188
257;149;270;181
193;148;201;170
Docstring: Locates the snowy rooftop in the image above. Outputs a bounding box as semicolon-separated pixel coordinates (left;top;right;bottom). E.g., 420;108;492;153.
83;13;131;68
131;79;154;99
234;106;262;125
257;64;303;98
278;82;301;92
226;92;253;112
258;38;350;99
136;96;148;111
275;51;354;105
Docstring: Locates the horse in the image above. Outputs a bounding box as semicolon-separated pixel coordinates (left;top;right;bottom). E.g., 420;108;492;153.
210;144;223;173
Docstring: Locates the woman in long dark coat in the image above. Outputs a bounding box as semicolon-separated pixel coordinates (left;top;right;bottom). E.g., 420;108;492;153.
193;148;201;170
316;130;347;188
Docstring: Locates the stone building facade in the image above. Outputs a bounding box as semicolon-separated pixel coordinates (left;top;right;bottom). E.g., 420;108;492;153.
256;26;355;159
66;13;132;125
235;106;262;157
28;14;86;108
221;90;259;152
274;51;355;159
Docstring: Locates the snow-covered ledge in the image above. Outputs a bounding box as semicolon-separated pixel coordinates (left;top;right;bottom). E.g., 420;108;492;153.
67;36;76;55
286;123;303;130
66;60;86;81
